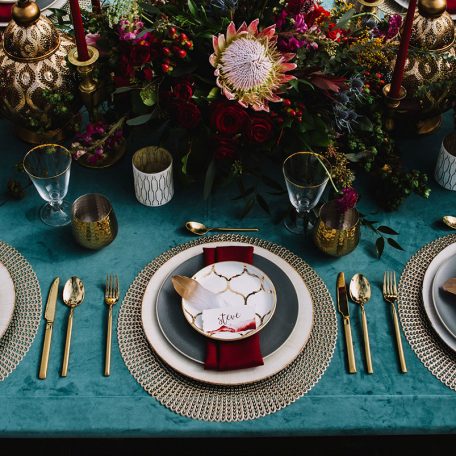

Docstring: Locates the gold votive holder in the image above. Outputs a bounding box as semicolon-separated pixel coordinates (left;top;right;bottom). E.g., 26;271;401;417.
71;193;118;249
313;200;360;257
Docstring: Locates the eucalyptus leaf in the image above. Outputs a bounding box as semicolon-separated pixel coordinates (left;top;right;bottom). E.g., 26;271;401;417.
126;113;153;126
387;238;404;251
377;225;399;235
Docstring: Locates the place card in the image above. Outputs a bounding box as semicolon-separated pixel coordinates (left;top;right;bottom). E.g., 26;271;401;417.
202;305;256;334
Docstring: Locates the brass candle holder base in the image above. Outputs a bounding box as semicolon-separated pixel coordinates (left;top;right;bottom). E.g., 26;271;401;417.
382;83;407;133
68;45;101;121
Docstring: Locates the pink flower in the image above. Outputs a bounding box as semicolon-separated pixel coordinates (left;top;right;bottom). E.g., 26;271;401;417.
85;33;101;48
336;187;359;212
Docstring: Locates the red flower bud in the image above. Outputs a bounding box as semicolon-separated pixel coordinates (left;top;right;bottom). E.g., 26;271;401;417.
177;49;187;58
162;47;171;56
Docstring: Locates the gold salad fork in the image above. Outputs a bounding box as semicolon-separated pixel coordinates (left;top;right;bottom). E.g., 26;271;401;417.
383;271;407;373
104;274;119;377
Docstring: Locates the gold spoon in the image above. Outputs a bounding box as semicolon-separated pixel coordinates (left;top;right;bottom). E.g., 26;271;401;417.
185;221;259;236
61;277;84;377
443;216;456;229
349;273;373;374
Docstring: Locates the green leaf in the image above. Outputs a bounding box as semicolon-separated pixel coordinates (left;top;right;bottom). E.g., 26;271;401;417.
203;159;216;200
181;151;190;175
289;79;300;92
140;86;157;107
357;116;373;132
256;194;271;215
377;225;399;235
188;0;198;17
308;130;331;147
376;237;385;258
262;175;284;192
207;87;219;99
126;113;153;126
113;87;134;95
240;197;255;219
336;9;355;28
387;238;405;251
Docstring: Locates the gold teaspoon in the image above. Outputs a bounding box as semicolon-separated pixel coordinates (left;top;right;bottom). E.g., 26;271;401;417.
443;216;456;230
185;221;259;236
349;273;373;374
61;277;84;377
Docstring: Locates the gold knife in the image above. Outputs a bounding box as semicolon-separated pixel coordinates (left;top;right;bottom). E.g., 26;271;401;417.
337;272;357;374
39;277;59;380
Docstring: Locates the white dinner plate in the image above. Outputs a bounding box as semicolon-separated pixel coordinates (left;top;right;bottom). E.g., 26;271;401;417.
432;256;456;338
394;0;456;20
422;242;456;351
0;260;15;339
182;261;277;341
141;241;314;385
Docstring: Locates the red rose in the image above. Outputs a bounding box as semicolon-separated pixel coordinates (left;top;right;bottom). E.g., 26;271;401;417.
305;5;330;26
173;81;193;101
214;136;238;160
211;101;249;136
175;101;201;129
131;38;151;66
245;113;274;143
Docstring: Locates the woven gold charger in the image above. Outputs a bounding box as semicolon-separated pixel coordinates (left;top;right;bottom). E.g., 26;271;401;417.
117;234;337;422
0;241;42;381
398;234;456;390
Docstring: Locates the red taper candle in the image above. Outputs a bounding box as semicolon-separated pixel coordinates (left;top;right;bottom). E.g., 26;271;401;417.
389;0;418;98
91;0;102;14
69;0;90;62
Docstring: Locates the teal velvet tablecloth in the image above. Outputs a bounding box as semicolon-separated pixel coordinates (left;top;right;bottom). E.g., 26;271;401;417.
0;113;456;438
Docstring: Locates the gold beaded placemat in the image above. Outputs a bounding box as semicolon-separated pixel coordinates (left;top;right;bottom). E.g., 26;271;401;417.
117;234;337;422
0;241;42;381
398;234;456;390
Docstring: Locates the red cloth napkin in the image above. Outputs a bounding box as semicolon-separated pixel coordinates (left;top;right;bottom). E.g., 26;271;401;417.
203;246;264;371
448;0;456;13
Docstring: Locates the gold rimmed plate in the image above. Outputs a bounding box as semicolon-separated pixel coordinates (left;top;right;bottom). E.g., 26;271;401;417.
181;261;277;342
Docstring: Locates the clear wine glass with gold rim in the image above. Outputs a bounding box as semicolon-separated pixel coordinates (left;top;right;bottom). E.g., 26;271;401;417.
23;144;72;227
282;151;331;234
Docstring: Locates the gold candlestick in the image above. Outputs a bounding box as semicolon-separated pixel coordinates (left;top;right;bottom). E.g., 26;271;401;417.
382;83;407;133
68;45;101;121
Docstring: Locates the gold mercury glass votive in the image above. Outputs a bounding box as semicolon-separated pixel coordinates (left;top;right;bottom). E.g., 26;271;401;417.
71;193;118;249
313;200;361;257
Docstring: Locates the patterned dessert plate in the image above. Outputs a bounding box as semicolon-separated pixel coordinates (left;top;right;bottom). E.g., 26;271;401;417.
181;261;277;341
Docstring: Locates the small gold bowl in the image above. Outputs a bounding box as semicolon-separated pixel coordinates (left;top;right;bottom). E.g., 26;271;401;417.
313;200;360;257
71;193;118;250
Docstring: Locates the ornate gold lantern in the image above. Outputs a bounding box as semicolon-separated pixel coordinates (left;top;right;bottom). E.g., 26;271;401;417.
0;0;80;143
392;0;456;134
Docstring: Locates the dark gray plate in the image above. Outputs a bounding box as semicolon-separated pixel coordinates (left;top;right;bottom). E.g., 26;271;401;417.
156;253;299;363
432;256;456;339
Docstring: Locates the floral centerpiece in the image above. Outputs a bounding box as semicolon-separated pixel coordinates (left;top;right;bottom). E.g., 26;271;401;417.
58;0;436;212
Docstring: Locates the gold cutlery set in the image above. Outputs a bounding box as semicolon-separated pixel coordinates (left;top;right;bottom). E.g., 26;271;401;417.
38;274;119;379
337;271;407;374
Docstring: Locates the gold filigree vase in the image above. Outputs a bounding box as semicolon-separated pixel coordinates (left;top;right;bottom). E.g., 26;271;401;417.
390;0;456;134
0;0;80;143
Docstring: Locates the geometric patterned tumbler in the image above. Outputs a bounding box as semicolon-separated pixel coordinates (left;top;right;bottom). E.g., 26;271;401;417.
435;133;456;191
132;146;174;206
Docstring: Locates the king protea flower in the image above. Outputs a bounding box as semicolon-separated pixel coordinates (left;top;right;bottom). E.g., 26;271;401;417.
210;19;296;112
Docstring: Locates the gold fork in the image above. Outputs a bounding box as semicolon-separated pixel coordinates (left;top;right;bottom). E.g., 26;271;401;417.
104;274;119;377
383;271;407;373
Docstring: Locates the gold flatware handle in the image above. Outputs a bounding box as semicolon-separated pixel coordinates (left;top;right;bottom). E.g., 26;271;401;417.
104;306;113;377
361;306;373;374
39;322;53;380
61;308;74;377
343;317;356;374
391;304;407;373
214;228;259;232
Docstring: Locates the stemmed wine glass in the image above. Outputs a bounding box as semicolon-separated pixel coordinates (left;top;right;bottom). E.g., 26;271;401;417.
283;151;331;234
23;144;72;227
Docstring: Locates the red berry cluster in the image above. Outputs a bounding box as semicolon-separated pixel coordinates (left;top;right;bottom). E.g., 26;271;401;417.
161;27;194;74
363;71;385;94
270;98;306;125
